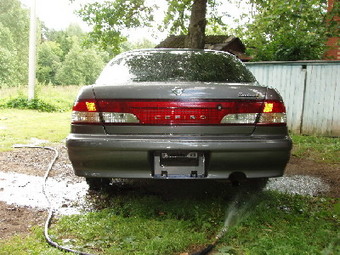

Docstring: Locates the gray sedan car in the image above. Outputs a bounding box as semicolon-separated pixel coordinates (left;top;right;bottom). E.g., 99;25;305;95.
66;49;292;190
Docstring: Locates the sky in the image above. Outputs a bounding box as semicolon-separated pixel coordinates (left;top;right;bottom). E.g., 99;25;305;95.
19;0;247;43
20;0;93;31
19;0;168;42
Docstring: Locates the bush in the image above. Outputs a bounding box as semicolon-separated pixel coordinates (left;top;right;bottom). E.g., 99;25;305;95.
4;97;58;112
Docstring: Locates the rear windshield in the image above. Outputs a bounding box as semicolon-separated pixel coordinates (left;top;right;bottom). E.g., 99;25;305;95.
96;50;256;85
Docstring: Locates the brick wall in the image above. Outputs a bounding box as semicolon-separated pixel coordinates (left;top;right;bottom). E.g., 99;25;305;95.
324;0;340;60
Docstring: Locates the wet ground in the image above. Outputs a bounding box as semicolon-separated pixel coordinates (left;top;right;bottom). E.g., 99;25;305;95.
0;172;331;212
0;145;339;239
0;171;88;214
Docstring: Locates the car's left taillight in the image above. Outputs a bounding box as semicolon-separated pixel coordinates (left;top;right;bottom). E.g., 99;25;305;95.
72;99;140;124
72;100;101;124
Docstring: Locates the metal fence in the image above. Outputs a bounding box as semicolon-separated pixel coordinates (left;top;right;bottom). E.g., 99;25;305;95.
246;61;340;136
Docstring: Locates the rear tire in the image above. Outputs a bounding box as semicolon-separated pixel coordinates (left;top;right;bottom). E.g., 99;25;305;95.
86;177;111;191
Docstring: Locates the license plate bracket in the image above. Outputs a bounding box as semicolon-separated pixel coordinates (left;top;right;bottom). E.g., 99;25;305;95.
154;151;205;178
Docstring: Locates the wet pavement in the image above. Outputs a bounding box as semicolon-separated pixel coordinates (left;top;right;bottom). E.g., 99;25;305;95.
0;171;330;215
0;171;88;215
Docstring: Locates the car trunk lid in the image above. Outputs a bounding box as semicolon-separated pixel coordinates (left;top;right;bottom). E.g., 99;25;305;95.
72;82;286;135
91;82;267;135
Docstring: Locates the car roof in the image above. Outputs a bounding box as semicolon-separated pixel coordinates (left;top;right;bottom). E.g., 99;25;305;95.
116;48;236;60
122;48;231;55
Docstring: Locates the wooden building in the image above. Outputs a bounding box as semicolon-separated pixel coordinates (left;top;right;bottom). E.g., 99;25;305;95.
155;35;252;62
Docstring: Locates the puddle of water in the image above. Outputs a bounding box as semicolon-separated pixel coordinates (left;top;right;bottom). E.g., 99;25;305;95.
0;171;330;215
0;171;88;215
266;175;330;196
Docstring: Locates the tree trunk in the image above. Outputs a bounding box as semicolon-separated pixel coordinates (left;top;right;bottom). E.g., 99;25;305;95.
185;0;207;49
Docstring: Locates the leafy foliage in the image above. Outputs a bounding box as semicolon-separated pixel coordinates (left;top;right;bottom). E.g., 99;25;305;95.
236;0;339;61
75;0;336;60
76;0;229;52
77;0;156;54
43;27;78;61
0;2;108;87
162;0;227;35
4;97;58;112
40;25;108;85
162;0;192;34
0;23;16;86
37;41;63;84
1;0;337;87
121;38;156;52
0;0;29;86
55;42;106;85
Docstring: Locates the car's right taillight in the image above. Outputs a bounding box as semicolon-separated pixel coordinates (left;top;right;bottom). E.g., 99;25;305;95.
221;100;287;126
257;100;287;125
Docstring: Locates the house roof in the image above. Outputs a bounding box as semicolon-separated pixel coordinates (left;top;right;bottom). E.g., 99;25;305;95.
155;35;252;61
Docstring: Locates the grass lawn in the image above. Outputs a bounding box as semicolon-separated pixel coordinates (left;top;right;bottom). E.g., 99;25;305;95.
0;84;80;111
0;191;339;255
291;134;340;164
0;109;71;151
0;85;79;151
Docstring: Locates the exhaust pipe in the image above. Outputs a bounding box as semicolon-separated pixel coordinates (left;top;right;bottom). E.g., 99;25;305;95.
229;172;246;187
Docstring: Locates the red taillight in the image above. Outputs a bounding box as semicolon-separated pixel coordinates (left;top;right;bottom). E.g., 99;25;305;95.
72;100;101;124
71;99;286;126
261;100;286;113
257;100;287;125
72;100;98;112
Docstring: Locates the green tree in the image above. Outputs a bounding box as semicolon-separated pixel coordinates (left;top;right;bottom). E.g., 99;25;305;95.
0;0;29;86
74;0;338;60
41;24;109;85
0;23;16;86
65;23;86;38
44;24;85;61
121;38;156;52
75;0;228;52
236;0;339;61
55;41;106;85
37;41;63;84
77;0;156;54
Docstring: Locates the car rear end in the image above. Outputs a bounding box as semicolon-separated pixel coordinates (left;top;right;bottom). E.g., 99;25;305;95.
66;49;292;181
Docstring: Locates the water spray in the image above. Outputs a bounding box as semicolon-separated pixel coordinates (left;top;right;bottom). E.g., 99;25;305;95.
190;193;253;255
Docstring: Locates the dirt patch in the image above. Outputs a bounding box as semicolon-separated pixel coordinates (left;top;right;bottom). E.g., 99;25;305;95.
0;145;76;179
0;201;46;240
0;146;82;240
285;157;340;197
0;147;339;240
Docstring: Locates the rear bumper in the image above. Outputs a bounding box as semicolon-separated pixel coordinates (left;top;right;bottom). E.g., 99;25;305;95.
66;134;292;179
